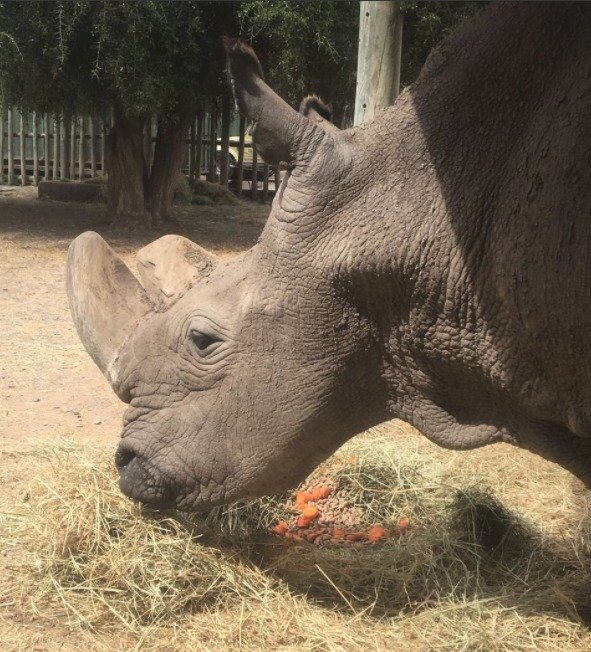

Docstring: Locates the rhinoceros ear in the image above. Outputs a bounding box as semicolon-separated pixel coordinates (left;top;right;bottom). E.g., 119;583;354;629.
299;95;340;134
66;231;152;390
223;36;330;166
137;235;218;310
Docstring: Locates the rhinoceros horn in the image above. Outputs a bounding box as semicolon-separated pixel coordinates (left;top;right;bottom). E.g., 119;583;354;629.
66;231;152;395
136;235;218;310
67;232;220;396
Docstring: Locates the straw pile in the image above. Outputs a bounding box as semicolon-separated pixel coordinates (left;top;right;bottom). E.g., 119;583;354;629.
3;426;591;650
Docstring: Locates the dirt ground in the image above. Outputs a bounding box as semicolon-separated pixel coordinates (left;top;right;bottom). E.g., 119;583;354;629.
0;187;267;452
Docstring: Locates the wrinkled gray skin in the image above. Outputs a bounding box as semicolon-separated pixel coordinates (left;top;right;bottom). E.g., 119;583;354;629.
67;3;591;510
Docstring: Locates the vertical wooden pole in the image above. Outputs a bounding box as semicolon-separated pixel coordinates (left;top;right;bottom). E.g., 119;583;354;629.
7;109;13;184
219;92;230;188
195;113;203;183
235;115;245;195
89;115;96;177
207;104;217;182
0;108;4;184
101;116;106;175
43;113;50;180
32;111;39;185
274;165;280;193
78;116;84;180
143;116;152;173
60;113;67;180
19;112;26;185
69;117;75;179
262;162;269;201
354;1;403;125
250;146;258;201
52;115;59;180
188;118;195;183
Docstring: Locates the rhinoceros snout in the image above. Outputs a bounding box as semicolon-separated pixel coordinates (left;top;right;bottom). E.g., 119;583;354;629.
115;445;176;508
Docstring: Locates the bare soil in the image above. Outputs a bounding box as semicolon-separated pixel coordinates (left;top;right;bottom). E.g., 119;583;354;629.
0;187;266;446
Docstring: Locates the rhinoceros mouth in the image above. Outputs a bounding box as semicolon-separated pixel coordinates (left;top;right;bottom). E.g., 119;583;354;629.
115;447;177;508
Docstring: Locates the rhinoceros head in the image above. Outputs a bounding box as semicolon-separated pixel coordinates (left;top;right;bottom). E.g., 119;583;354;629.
67;39;388;509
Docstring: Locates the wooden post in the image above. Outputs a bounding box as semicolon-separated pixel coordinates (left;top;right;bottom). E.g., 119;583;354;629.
89;115;96;177
188;118;195;183
100;116;106;175
0;108;4;184
206;105;217;182
69;117;75;179
262;162;269;201
7;109;13;184
19;112;26;185
250;145;258;201
354;1;403;125
235;115;245;195
60;113;67;180
78;116;84;179
195;113;203;183
52;115;59;180
32;112;39;185
143;116;153;172
219;92;230;188
44;113;50;180
274;164;281;193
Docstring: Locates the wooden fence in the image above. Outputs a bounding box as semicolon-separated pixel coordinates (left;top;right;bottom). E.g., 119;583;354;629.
0;108;277;200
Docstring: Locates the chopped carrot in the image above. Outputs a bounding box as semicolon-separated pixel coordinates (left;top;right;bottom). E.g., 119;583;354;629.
295;491;313;509
332;528;345;540
309;485;333;501
367;524;388;542
398;518;410;533
270;520;289;536
296;515;313;528
345;531;366;542
284;532;294;541
305;531;319;543
301;505;319;520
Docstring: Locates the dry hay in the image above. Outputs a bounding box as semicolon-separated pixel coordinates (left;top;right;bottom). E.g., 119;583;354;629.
189;179;240;206
3;429;591;650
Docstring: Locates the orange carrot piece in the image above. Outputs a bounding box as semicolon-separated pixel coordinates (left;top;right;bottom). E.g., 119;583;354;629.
309;485;333;501
295;491;313;509
367;524;388;542
345;531;366;542
296;515;313;528
270;521;289;536
398;518;410;533
301;505;319;520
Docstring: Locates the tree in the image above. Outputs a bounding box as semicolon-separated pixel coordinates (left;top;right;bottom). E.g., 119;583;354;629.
0;1;238;227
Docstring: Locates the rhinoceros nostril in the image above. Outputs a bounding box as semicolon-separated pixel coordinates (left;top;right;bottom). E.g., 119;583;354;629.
115;447;136;471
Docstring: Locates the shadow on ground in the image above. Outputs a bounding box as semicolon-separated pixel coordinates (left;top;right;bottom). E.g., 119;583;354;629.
0;188;268;255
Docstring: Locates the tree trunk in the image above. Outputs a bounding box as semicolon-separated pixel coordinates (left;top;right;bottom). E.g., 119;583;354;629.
146;113;192;226
105;108;149;226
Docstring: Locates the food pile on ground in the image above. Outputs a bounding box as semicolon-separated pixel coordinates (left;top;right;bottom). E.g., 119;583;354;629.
269;473;411;545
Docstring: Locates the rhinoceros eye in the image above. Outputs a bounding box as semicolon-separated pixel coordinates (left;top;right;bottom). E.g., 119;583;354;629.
191;330;219;353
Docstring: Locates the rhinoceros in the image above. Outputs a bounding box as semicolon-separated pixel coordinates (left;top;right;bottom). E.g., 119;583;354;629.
66;3;591;509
